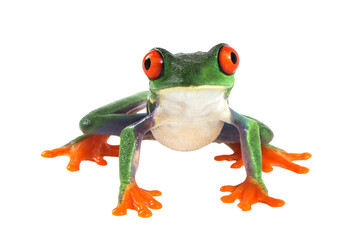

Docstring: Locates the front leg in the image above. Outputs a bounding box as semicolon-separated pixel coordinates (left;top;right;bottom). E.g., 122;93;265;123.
112;113;162;218
220;109;285;211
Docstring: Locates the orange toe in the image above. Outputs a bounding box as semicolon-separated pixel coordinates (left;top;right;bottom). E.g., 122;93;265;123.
112;205;128;216
112;182;162;218
41;146;71;158
221;177;285;211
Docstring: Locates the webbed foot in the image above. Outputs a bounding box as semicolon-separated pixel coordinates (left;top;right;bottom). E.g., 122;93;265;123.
112;182;162;218
41;135;119;171
220;177;285;211
261;145;311;173
215;143;311;174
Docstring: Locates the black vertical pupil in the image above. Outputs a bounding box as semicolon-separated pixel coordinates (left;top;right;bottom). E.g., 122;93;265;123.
231;52;237;64
144;58;151;70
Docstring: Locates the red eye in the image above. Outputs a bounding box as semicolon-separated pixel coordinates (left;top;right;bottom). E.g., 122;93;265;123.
142;50;164;80
218;45;239;75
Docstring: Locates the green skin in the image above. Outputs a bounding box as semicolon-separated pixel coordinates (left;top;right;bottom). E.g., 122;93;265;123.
67;43;276;204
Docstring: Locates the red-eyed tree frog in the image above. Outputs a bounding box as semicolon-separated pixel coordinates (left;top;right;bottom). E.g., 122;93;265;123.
42;44;311;217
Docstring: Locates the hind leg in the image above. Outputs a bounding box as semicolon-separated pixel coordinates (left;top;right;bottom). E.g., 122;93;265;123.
41;92;149;171
215;119;311;174
215;143;311;173
41;114;148;171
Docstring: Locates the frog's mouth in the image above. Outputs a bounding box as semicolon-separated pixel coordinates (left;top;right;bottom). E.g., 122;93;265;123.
157;85;227;96
152;84;229;99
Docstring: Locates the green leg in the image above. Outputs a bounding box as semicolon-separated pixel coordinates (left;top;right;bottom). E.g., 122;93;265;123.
230;110;264;185
219;109;285;211
41;91;149;171
112;112;162;218
78;91;148;134
244;115;274;144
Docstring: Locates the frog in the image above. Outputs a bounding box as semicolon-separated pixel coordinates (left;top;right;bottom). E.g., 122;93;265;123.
42;43;311;217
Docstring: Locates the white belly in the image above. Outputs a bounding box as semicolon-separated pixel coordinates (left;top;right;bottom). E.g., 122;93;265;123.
151;86;230;151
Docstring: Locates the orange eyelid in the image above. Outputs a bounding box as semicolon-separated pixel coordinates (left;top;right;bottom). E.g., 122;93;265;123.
218;45;239;75
142;50;163;80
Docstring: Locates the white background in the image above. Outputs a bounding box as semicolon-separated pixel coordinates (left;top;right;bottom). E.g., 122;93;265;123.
1;0;359;239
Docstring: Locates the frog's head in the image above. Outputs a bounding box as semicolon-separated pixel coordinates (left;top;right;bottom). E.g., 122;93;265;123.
142;43;239;98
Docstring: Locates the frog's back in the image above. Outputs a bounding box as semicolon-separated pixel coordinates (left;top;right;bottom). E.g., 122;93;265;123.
150;86;229;151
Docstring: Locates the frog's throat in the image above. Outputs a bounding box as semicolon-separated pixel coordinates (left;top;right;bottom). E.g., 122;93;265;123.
150;85;230;151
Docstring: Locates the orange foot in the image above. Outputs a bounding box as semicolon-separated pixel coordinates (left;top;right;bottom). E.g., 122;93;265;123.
112;182;162;218
41;135;119;171
215;144;311;174
220;177;285;211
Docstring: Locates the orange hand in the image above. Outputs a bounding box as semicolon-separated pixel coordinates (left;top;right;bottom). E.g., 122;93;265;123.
112;182;162;218
41;135;119;171
220;177;285;211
